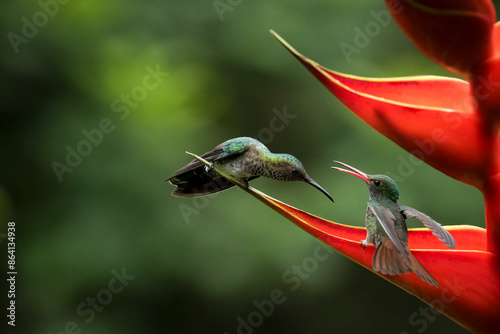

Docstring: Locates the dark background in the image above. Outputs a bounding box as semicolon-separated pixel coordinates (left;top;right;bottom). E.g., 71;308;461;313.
1;0;492;333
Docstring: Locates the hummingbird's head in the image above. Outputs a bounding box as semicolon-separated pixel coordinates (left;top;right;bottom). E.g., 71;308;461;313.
332;161;400;202
272;154;334;202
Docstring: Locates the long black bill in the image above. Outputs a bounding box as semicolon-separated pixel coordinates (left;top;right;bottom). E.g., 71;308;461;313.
306;179;334;203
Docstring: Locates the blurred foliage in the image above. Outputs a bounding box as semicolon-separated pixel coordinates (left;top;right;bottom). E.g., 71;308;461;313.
1;0;493;333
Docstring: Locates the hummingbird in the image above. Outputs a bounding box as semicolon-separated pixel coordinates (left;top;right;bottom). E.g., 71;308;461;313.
167;137;333;202
332;161;455;286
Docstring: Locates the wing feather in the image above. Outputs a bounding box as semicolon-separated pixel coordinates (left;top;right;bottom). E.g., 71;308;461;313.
368;202;410;262
401;206;456;249
167;139;251;182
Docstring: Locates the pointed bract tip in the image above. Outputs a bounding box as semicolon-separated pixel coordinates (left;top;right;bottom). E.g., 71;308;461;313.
269;30;302;56
306;179;334;203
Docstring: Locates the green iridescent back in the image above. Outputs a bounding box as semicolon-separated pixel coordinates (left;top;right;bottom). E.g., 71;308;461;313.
220;137;268;158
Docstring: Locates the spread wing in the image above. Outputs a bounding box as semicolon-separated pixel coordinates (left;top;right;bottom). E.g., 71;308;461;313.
368;202;410;262
401;206;456;249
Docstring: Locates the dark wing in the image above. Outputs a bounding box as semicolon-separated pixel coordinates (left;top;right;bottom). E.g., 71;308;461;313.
169;144;224;178
401;206;456;249
167;139;251;181
368;202;410;262
166;139;253;197
170;175;235;197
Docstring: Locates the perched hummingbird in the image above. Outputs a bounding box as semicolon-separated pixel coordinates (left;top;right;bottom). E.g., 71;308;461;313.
332;161;455;286
167;137;333;201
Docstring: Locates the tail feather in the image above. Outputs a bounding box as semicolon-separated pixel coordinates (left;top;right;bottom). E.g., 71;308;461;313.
373;240;411;275
408;251;439;287
372;240;438;286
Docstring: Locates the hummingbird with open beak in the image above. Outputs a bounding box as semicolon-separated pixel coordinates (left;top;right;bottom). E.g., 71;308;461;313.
167;137;333;202
332;161;455;286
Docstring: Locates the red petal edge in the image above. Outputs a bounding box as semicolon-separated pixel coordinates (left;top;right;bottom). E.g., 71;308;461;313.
271;30;498;190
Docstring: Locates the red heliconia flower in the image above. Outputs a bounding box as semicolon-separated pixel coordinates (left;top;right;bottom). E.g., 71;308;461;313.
226;1;500;333
241;187;497;334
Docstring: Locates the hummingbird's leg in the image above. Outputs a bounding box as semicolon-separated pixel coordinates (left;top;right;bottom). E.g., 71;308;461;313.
242;179;249;189
361;234;372;249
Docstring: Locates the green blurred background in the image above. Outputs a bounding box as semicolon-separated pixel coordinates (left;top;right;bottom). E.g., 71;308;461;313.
1;0;491;333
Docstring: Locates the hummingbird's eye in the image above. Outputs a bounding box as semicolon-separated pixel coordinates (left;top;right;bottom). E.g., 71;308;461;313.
373;180;381;186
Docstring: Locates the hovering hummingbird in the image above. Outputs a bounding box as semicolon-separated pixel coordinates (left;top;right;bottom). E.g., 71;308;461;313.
167;137;333;202
332;161;455;286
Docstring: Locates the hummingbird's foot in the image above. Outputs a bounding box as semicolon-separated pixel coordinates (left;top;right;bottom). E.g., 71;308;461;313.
203;162;214;173
361;239;368;249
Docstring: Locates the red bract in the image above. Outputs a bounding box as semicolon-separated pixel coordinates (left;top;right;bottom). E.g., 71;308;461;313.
242;186;498;334
471;21;500;123
255;1;500;332
386;0;496;77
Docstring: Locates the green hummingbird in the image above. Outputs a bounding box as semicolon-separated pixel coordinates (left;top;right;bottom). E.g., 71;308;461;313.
332;161;455;286
167;137;333;202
